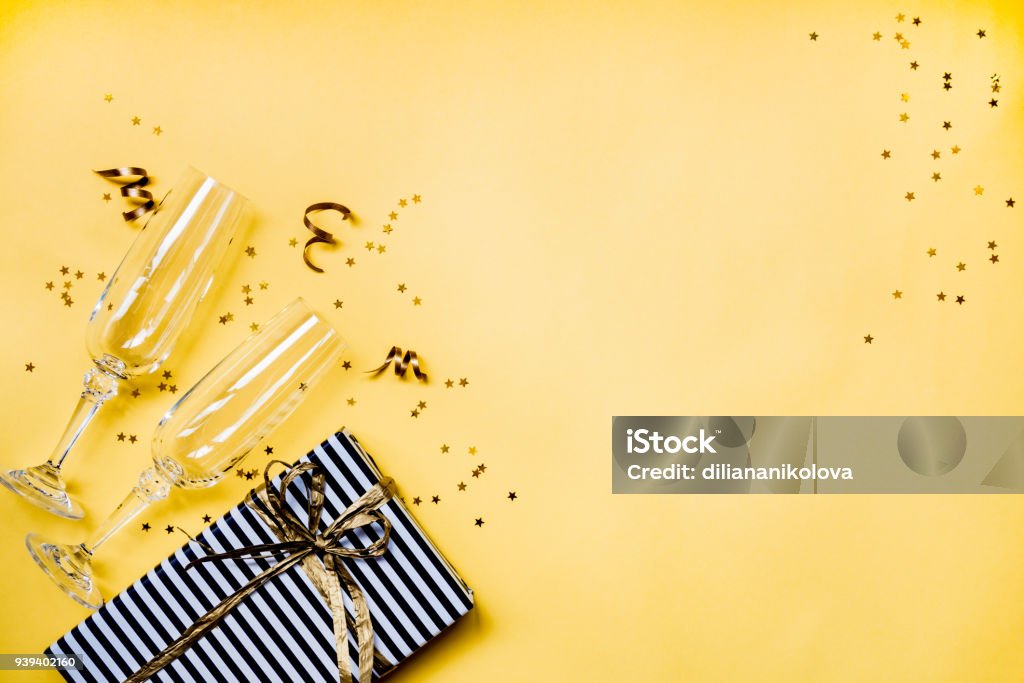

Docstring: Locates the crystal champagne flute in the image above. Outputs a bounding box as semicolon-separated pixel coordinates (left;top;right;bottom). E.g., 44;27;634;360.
27;298;343;608
1;167;248;519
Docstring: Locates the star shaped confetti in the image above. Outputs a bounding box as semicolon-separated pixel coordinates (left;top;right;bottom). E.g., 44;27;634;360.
131;116;141;126
892;290;902;299
1007;198;1015;208
956;295;966;305
508;492;518;501
342;360;352;370
141;522;151;531
245;246;257;258
881;150;891;159
153;126;162;136
937;292;946;302
474;518;485;527
24;362;34;372
202;514;212;523
412;195;421;203
458;482;467;491
864;334;874;344
165;525;174;534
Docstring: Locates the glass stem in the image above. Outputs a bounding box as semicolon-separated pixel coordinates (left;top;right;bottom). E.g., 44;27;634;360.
88;467;172;554
46;364;122;470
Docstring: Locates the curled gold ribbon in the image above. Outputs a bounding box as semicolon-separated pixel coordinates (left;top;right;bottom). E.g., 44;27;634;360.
368;346;428;382
303;202;351;273
126;460;395;683
94;167;156;221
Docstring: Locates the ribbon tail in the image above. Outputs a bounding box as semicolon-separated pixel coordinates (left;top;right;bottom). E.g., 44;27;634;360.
326;556;375;683
125;552;308;683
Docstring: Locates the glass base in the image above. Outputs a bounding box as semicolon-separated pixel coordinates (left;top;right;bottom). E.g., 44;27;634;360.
0;464;84;520
25;534;103;609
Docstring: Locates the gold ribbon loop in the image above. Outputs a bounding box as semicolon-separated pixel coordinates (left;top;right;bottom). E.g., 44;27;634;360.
126;460;395;683
368;346;428;382
94;167;156;221
303;202;351;273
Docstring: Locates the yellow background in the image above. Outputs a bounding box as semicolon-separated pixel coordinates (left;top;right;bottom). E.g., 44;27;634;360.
1;0;1024;680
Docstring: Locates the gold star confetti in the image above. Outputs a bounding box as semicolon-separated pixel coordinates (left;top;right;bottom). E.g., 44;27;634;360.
165;525;175;534
412;296;422;306
44;282;53;290
475;518;485;527
974;185;984;196
397;283;407;293
417;400;427;410
912;17;921;26
141;522;150;531
202;514;212;523
169;385;177;394
129;434;137;444
259;281;269;290
413;497;422;506
990;254;1000;264
289;237;298;247
244;296;254;306
389;211;398;220
899;112;910;123
24;362;34;372
956;262;966;272
399;199;408;208
989;99;999;108
131;388;141;398
103;93;113;102
881;150;891;159
412;194;421;203
63;281;72;289
977;29;986;38
901;40;910;49
458;482;467;491
873;32;882;41
431;495;440;504
931;150;941;160
905;192;915;202
117;432;126;442
892;290;902;299
894;32;903;41
131;116;141;126
508;491;518;501
97;272;106;281
377;244;386;254
382;224;393;234
331;299;343;309
900;93;909;102
163;370;172;379
59;266;69;275
441;444;450;453
342;360;352;370
459;377;469;387
218;313;234;324
153;126;162;136
468;446;478;456
411;409;420;418
1007;198;1016;208
932;172;941;182
951;145;961;154
942;121;952;130
445;379;454;388
937;292;946;301
863;334;873;344
365;241;375;251
910;61;919;70
74;270;84;279
250;322;259;332
158;382;167;391
63;297;73;307
102;192;112;202
988;241;997;250
347;397;357;406
472;469;482;479
265;446;274;455
242;284;252;294
809;32;818;41
896;13;905;22
927;248;936;257
956;295;965;304
346;258;356;267
245;246;257;258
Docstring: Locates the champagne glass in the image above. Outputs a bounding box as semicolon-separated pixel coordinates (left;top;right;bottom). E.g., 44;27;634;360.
1;167;247;519
27;298;343;608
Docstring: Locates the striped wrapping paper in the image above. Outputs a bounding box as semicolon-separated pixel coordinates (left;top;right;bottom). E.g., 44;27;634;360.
45;429;474;683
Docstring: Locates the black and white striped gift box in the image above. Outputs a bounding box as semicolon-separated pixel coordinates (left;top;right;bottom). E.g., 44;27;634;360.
45;429;474;683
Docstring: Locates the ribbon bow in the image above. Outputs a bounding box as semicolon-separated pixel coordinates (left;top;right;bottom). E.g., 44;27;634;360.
127;460;395;683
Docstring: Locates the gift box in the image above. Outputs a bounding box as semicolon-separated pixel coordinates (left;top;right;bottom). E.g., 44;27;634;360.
45;429;474;683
